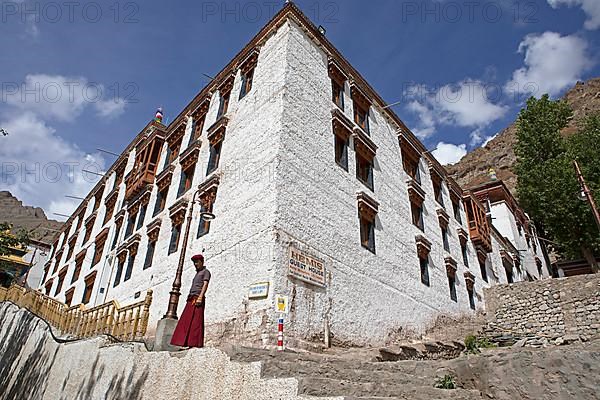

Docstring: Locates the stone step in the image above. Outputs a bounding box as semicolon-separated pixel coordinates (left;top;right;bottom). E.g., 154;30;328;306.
298;377;482;399
260;359;435;385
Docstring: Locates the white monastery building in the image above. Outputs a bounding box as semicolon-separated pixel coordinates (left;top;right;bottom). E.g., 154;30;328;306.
39;3;548;346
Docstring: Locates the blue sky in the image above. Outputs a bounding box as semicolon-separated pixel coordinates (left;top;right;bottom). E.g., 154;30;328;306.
1;0;599;220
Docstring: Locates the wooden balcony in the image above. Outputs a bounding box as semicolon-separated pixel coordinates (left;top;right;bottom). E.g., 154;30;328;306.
463;194;492;253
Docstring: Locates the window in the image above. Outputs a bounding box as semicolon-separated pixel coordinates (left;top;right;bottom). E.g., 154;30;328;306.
197;200;214;238
83;217;95;244
356;153;374;190
239;68;254;99
163;139;182;170
55;268;67;295
66;237;76;261
359;216;375;253
113;256;125;287
153;187;169;217
206;141;222;176
162;146;173;170
332;79;344;110
111;221;122;250
71;259;82;284
65;288;75;307
125;213;137;238
92;234;107;266
442;226;450;252
432;175;444;207
334;135;348;171
400;143;421;184
467;287;475;310
44;279;53;295
143;241;156;270
448;273;457;302
479;259;488;282
188;115;205;146
124;252;136;282
411;202;424;231
506;265;514;283
461;244;469;267
536;258;543;277
168;224;182;255
420;256;430;286
451;194;462;223
354;102;369;134
217;90;230;119
104;200;115;225
177;165;195;197
81;272;96;305
136;204;147;230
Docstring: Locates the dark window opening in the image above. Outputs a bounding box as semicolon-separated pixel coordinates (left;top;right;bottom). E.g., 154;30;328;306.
206;142;222;176
354;103;369;134
197;200;215;238
113;258;125;287
125;213;137;238
239;68;254;99
411;202;424;231
334;135;348;171
468;287;475;310
153;187;168;217
448;274;457;302
168;224;182;255
442;227;450;252
217;91;230;119
136;204;147;230
177;165;195;197
111;223;122;250
461;244;469;267
359;216;376;254
356;153;374;190
420;256;430;286
82;273;96;305
144;241;156;270
124;253;136;282
332;80;344;110
479;260;488;282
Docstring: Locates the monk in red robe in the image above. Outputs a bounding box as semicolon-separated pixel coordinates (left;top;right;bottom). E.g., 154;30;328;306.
171;254;211;348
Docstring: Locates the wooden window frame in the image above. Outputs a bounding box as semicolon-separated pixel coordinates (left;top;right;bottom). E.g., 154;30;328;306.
65;287;75;307
239;68;255;99
81;272;97;305
357;192;378;254
206;141;222;176
153;187;169;217
448;273;457;302
420;256;430;287
177;163;196;197
355;152;374;191
334;134;348;171
55;267;68;295
332;79;344;110
143;240;156;270
411;201;424;231
136;203;148;230
168;223;182;255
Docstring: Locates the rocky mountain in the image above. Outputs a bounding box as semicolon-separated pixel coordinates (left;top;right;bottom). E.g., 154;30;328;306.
447;78;600;196
0;191;63;243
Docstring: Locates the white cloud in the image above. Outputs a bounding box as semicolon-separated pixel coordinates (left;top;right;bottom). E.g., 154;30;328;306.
505;32;593;97
0;112;106;220
469;128;498;147
547;0;600;30
3;74;127;122
404;80;508;141
431;142;467;165
95;98;127;119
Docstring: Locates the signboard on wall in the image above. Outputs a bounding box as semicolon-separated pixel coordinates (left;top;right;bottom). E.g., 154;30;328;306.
275;294;289;314
248;282;269;299
288;246;327;288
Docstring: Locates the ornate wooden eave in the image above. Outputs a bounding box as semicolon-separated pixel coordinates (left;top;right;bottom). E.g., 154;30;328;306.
85;212;97;229
156;165;175;192
179;140;202;171
114;209;126;225
75;248;87;262
331;108;353;139
126;233;141;255
166;123;186;147
116;244;129;261
207;116;229;144
169;198;189;226
464;271;475;289
437;208;450;228
500;249;513;264
104;186;119;208
476;247;488;264
357;191;379;222
415;235;432;259
328;57;348;84
198;175;220;200
407;179;426;206
96;227;110;243
239;48;260;73
350;81;371;108
353;126;377;160
127;184;153;213
445;256;458;276
457;227;469;246
146;219;162;242
191;96;211;121
218;73;236;95
398;132;422;161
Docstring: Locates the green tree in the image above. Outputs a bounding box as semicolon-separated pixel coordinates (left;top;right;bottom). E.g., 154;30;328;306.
515;95;600;270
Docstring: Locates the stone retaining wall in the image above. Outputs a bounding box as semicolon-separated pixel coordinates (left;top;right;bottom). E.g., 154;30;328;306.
483;274;600;346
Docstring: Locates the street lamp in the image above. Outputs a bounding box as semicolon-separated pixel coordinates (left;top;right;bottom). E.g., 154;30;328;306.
163;189;215;320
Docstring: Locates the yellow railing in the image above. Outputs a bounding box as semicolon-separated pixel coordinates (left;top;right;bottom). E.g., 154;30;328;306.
0;284;152;341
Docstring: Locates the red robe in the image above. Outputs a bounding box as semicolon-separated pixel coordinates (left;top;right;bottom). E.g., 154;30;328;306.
170;296;205;347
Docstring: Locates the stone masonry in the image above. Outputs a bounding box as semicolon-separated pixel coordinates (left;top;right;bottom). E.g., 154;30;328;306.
483;274;600;346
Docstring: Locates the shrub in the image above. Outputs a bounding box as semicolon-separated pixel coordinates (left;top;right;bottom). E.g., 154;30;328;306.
464;334;497;354
435;374;456;389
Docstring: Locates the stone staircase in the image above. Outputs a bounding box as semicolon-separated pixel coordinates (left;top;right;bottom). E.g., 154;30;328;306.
223;346;483;400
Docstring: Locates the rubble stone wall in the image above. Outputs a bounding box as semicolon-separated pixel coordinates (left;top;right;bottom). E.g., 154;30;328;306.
483;274;600;345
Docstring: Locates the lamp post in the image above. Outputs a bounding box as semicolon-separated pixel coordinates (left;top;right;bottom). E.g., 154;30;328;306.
573;160;600;231
163;189;215;320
